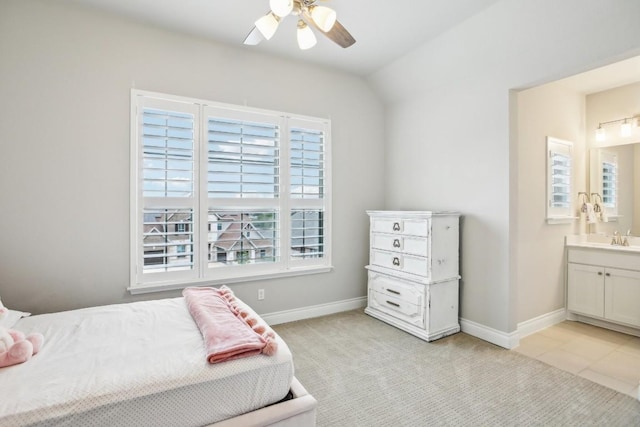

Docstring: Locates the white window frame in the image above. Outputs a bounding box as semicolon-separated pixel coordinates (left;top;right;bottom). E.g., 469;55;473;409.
130;90;332;294
546;137;575;224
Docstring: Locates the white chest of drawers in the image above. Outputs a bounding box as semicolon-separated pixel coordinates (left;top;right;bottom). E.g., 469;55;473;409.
365;211;460;342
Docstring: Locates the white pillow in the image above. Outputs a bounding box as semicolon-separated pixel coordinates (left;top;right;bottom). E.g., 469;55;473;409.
0;309;31;329
0;297;31;329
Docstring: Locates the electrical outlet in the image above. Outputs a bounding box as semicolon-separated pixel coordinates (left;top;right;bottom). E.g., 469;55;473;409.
258;289;265;300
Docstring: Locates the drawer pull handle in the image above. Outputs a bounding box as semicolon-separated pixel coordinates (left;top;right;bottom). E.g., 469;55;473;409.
393;239;401;248
392;222;401;231
598;271;603;276
387;288;400;295
392;257;400;266
386;300;400;307
605;272;611;277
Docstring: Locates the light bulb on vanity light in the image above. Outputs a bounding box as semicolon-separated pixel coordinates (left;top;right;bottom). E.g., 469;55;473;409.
595;125;606;142
620;119;632;137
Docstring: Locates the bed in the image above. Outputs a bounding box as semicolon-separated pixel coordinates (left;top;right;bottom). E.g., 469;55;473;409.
0;292;317;427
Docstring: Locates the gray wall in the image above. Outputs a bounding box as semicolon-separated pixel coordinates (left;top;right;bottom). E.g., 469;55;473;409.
0;0;385;314
368;0;640;337
3;0;640;343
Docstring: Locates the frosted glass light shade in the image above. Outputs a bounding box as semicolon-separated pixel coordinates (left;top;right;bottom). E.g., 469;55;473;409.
297;21;317;50
620;120;632;137
595;126;605;142
255;13;280;40
270;0;293;18
310;6;336;32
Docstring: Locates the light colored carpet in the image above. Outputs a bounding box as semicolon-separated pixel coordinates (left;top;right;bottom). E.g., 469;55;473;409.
273;309;640;426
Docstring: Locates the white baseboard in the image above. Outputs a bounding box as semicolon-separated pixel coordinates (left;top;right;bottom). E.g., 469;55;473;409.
263;298;568;351
517;308;567;339
262;296;368;326
460;309;568;349
460;317;519;349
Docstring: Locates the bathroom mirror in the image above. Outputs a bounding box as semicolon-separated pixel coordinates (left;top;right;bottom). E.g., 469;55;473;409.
590;143;640;235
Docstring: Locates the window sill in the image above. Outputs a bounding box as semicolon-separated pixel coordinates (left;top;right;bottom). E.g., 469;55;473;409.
602;215;621;222
546;216;578;225
128;265;333;295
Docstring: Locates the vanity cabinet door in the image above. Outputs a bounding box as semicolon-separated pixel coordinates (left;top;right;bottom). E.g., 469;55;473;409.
567;263;605;318
604;268;640;328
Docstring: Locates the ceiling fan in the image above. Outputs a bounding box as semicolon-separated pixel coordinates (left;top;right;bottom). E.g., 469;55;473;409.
243;0;356;50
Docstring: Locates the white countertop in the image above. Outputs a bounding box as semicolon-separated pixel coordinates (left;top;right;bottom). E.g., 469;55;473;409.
565;234;640;253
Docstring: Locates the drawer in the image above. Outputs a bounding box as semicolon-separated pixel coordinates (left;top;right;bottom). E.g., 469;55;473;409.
568;248;640;271
368;289;425;328
370;249;429;277
371;217;429;237
371;233;429;257
368;272;424;305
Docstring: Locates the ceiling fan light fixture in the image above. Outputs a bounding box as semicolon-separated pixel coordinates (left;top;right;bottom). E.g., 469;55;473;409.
243;26;264;45
297;20;317;50
309;5;336;32
270;0;294;18
255;12;281;40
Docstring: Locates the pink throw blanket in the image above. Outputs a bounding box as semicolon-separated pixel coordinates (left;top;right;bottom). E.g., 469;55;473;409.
182;286;276;364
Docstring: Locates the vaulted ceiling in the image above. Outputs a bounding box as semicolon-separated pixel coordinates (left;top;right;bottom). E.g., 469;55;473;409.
62;0;502;76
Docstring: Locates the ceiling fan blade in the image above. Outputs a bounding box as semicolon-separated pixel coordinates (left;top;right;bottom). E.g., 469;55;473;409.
304;14;355;48
243;26;264;45
323;20;355;48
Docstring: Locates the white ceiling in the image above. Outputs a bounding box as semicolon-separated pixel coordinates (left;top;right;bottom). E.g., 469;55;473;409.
62;0;502;76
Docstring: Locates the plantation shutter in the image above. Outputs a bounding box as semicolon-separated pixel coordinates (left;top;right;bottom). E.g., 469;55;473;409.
289;119;330;262
204;107;283;274
134;96;200;284
546;137;573;221
206;117;280;199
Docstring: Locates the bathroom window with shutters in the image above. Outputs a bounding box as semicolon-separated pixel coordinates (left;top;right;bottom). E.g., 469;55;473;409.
130;90;331;293
600;150;618;218
546;137;575;224
590;148;620;222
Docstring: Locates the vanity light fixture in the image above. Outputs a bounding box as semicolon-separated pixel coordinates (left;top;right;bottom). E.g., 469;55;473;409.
595;114;639;141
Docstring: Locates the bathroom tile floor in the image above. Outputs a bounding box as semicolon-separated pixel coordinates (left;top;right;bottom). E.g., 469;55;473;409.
514;320;640;399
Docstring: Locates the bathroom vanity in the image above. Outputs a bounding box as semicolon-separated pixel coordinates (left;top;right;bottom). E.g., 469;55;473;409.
565;236;640;334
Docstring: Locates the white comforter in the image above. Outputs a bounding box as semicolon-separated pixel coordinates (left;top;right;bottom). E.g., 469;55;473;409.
0;297;293;427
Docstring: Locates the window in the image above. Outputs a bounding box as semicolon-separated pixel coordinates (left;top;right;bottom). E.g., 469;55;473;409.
546;137;574;224
130;90;331;293
591;149;620;221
